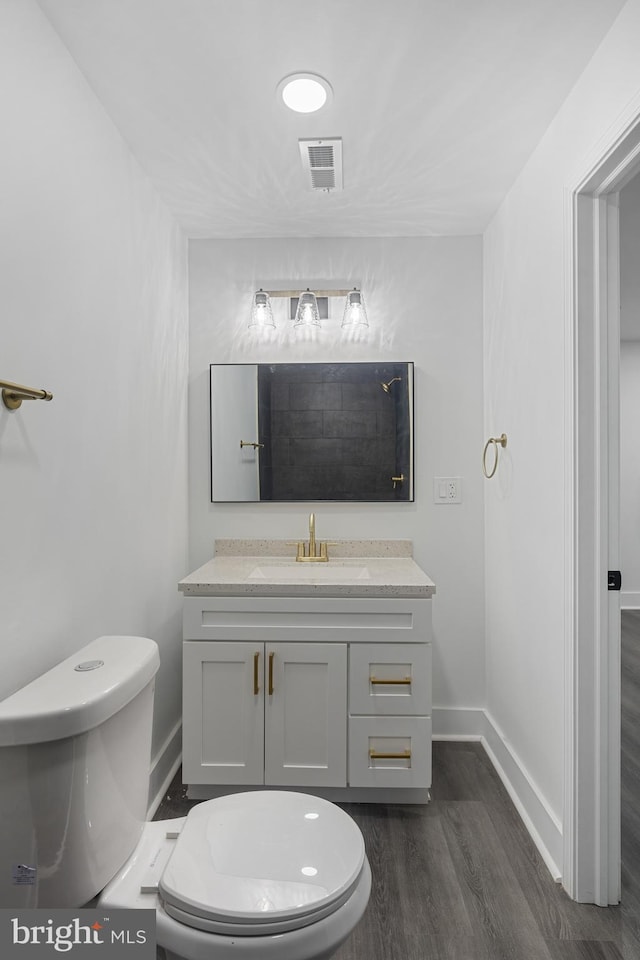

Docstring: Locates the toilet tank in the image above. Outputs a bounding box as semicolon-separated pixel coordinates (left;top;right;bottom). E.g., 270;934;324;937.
0;635;160;908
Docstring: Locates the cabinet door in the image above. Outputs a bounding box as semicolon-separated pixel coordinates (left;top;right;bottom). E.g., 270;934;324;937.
182;641;264;784
264;642;347;788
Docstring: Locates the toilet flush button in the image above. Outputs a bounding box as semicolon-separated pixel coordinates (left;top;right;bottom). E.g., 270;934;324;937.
73;660;104;673
74;660;105;672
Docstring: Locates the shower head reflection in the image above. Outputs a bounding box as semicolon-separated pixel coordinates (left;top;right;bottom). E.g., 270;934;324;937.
380;377;402;394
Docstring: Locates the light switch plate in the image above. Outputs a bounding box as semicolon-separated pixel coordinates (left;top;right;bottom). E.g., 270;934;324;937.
433;477;462;504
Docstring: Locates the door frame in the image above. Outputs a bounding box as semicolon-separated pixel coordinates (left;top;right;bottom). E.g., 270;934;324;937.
567;114;640;904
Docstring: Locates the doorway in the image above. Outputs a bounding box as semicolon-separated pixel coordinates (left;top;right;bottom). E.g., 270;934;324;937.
619;170;640;949
571;119;640;906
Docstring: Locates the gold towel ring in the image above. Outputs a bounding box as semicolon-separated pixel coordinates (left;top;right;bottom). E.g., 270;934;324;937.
483;433;507;479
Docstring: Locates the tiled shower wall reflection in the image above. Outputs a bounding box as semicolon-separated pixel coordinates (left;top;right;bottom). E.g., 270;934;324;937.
258;363;411;501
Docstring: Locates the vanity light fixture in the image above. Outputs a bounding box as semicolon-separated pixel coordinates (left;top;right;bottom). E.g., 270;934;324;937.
278;73;332;113
248;287;368;333
341;288;369;329
248;289;275;329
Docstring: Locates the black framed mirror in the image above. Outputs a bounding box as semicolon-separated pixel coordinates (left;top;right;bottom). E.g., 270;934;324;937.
210;362;414;502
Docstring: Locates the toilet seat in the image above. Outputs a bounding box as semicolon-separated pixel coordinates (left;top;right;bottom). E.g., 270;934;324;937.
98;809;372;960
158;791;366;936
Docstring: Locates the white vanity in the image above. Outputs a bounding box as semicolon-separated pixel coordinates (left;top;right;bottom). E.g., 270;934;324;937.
179;538;435;803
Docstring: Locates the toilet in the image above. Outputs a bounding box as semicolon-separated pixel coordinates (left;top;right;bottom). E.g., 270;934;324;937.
0;636;371;960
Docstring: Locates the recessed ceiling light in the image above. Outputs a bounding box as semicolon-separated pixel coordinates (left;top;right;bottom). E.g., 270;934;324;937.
277;73;332;114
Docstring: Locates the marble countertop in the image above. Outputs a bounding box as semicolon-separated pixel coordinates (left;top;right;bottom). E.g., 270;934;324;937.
178;540;435;599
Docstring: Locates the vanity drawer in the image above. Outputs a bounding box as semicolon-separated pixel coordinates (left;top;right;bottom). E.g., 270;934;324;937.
349;643;431;715
348;716;431;789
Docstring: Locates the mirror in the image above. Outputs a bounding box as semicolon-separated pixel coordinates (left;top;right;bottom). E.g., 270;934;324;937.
210;362;414;502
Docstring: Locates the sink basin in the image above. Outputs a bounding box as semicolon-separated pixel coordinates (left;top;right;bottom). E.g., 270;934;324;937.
247;564;371;581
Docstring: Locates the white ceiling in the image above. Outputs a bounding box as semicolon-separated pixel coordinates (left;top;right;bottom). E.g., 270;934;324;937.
37;0;625;239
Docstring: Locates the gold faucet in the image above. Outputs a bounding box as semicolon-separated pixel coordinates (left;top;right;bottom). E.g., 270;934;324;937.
309;512;317;557
289;513;331;562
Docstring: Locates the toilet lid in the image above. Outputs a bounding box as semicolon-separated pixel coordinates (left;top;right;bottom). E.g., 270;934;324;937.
158;791;365;934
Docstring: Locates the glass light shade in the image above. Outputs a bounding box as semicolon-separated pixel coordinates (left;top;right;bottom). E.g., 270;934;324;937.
279;73;332;113
341;290;368;328
249;290;275;329
294;291;321;327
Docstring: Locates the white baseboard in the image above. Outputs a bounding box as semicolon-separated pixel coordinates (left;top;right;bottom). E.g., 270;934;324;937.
432;706;563;883
621;591;640;609
482;711;562;881
432;706;485;739
147;719;182;818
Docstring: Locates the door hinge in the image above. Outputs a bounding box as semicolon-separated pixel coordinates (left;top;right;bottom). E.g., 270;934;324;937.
608;570;622;591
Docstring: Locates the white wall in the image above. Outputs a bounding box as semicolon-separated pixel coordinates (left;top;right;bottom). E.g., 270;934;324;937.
483;0;640;871
620;173;640;341
0;0;189;797
620;173;640;604
188;237;485;716
620;344;640;604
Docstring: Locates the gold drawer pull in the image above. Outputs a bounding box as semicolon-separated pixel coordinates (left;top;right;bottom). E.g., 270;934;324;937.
268;651;275;695
369;676;412;685
253;652;260;695
369;749;412;760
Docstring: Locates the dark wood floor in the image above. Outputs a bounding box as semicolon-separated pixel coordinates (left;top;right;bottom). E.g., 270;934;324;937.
155;736;636;959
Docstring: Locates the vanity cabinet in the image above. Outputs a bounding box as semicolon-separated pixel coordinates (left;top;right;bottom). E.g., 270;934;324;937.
182;640;347;788
181;593;433;803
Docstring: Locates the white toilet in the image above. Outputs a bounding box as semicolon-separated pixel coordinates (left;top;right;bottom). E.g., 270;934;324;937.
0;636;371;960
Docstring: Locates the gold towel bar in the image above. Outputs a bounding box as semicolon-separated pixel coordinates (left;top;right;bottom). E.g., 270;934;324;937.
1;378;53;411
482;433;507;479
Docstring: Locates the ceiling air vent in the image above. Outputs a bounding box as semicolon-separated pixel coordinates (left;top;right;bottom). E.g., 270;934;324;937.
298;138;343;191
